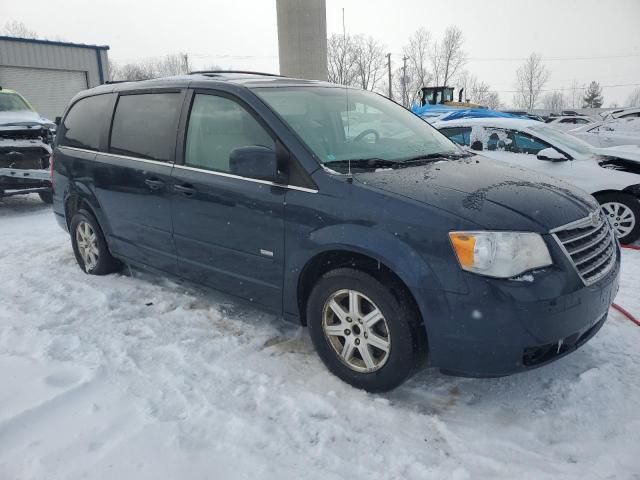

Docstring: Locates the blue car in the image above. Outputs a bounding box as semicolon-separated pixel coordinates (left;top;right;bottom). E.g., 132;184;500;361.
51;72;620;391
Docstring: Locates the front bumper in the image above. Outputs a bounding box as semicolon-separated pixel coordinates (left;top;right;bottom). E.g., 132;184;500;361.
425;249;621;377
1;168;51;196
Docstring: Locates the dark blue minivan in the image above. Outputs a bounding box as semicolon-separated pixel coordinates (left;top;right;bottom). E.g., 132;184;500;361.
52;72;620;391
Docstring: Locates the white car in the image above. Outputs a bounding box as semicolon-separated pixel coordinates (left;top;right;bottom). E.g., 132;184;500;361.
434;117;640;243
569;117;640;147
544;115;597;131
601;107;640;121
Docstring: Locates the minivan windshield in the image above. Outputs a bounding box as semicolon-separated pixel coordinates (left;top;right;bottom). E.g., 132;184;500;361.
529;124;594;156
254;86;461;171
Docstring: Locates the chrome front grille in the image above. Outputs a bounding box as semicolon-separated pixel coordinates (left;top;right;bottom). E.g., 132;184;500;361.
552;210;617;285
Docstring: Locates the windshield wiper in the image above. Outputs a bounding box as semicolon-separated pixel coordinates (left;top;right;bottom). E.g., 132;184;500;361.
398;151;471;163
323;158;399;170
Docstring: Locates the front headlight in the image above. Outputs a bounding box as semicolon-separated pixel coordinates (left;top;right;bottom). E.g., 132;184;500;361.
449;231;552;278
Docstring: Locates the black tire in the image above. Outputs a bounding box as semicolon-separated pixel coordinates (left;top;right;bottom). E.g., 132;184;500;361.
307;268;426;392
39;191;53;204
69;209;121;275
596;192;640;244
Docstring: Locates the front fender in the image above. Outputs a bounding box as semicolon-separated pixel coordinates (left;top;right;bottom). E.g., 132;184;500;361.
283;222;447;326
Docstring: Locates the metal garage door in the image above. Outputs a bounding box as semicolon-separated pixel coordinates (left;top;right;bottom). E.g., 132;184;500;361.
0;66;88;120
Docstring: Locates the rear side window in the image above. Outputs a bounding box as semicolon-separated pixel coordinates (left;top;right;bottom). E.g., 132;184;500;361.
60;94;112;151
185;94;274;173
110;93;181;162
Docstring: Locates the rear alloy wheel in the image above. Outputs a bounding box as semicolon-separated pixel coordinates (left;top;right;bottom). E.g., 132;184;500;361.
76;221;100;271
597;193;640;244
307;268;425;392
70;209;121;275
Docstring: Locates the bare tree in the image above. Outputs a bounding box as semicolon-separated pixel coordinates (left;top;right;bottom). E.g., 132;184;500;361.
513;53;550;110
485;92;501;109
4;20;37;38
626;87;640;107
327;33;357;86
432;26;466;87
542;91;566;112
109;53;193;81
457;71;501;108
568;79;583;109
352;35;386;91
401;28;433;106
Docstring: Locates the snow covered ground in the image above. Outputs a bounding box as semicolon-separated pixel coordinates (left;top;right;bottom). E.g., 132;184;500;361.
1;195;639;480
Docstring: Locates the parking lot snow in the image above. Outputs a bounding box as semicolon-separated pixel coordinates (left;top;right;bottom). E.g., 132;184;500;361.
1;195;639;480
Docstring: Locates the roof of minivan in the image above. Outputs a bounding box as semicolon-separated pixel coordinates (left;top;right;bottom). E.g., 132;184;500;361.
76;72;341;99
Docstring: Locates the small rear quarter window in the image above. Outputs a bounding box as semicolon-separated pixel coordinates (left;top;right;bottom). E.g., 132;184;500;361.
59;94;113;151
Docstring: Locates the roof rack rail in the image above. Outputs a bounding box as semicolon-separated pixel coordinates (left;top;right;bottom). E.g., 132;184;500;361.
189;70;283;77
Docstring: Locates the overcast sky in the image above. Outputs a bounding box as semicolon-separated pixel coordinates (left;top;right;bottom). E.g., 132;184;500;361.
5;0;640;107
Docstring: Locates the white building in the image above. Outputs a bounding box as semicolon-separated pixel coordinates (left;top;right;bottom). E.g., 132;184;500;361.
0;35;109;119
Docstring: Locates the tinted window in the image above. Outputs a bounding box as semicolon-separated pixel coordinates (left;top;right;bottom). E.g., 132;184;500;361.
60;94;112;151
110;93;181;161
574;118;590;124
439;127;471;146
185;94;274;174
511;131;551;154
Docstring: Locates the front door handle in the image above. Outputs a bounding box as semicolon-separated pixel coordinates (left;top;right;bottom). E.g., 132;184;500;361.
145;178;165;190
174;183;196;196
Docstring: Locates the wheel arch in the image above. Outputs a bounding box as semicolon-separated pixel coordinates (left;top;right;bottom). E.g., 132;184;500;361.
63;182;112;236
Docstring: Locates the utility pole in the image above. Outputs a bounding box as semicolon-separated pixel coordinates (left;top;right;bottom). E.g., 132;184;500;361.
386;53;392;100
402;55;409;106
183;53;190;74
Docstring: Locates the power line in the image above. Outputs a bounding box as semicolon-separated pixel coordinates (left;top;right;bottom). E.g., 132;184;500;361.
468;53;640;62
391;52;640;62
492;82;640;94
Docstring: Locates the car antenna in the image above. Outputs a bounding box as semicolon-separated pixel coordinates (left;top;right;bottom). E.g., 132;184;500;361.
343;7;353;184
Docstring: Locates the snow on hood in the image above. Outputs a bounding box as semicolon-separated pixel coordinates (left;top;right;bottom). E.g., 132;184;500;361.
0;110;55;128
594;144;640;163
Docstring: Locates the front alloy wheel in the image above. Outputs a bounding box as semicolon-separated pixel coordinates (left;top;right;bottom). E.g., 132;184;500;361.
322;289;391;373
601;201;636;240
307;268;425;392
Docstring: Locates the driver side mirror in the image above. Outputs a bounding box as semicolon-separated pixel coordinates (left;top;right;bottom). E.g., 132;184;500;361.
537;147;568;162
229;146;280;182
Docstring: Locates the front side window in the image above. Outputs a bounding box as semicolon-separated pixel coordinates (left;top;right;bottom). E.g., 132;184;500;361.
185;94;274;174
59;94;112;151
529;124;593;156
110;93;181;161
510;131;551;154
254;87;458;171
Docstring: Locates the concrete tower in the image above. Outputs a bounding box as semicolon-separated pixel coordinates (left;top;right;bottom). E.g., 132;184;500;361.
276;0;328;81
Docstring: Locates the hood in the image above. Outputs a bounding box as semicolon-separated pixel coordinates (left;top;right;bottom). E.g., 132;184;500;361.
593;144;640;163
354;156;600;232
0;110;55;129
